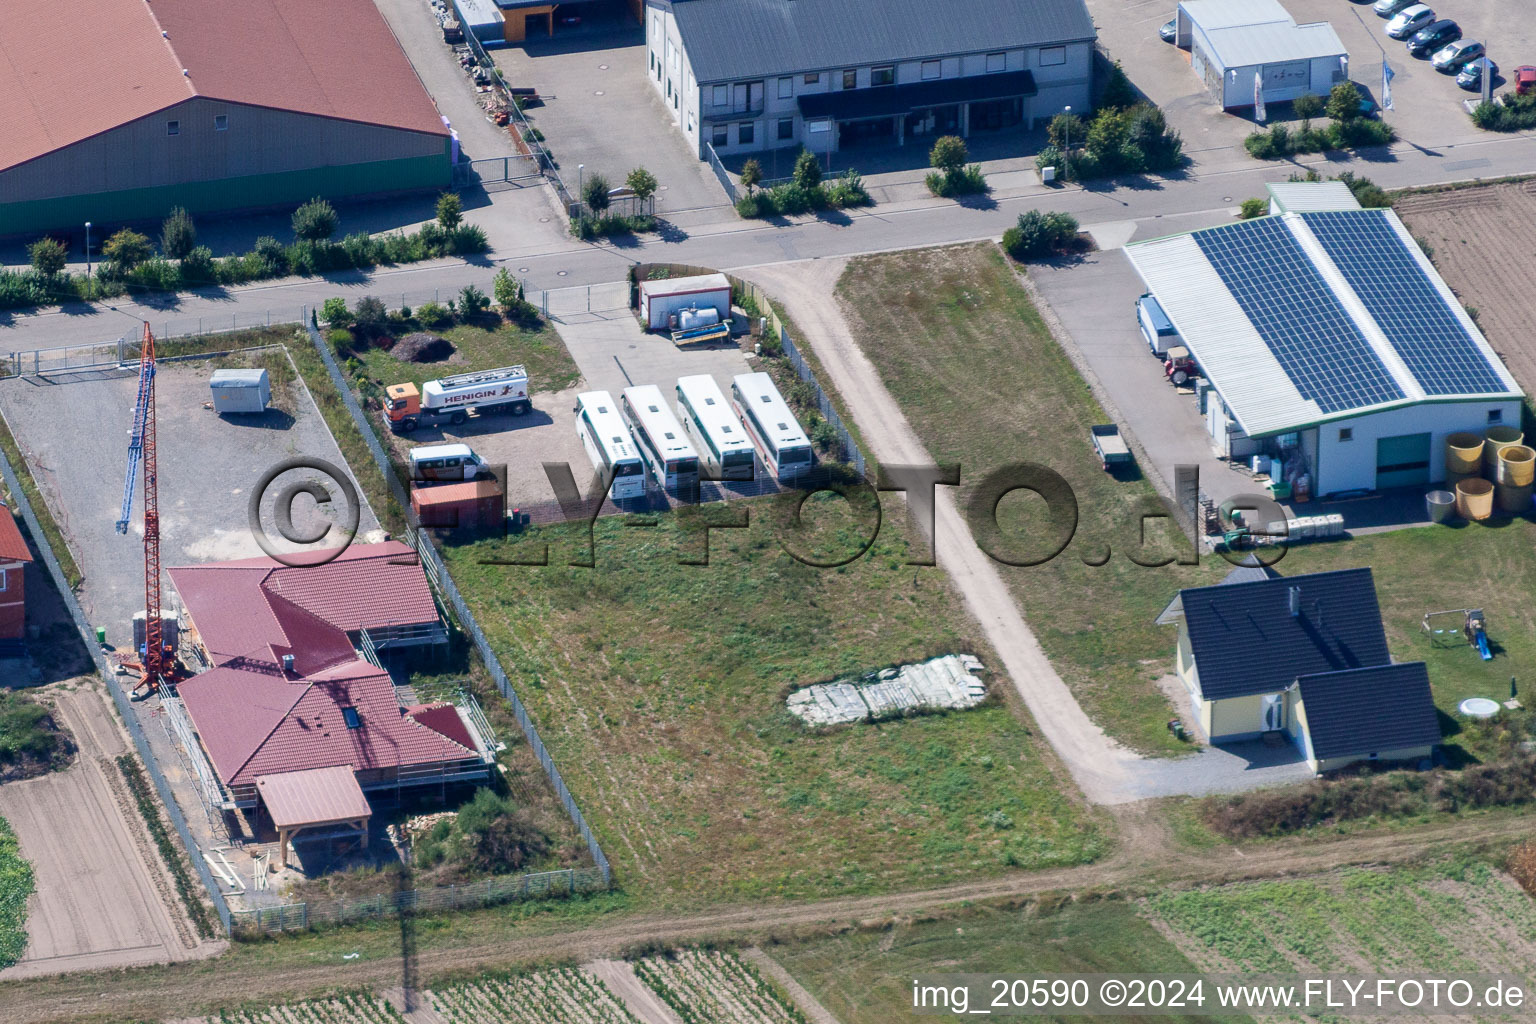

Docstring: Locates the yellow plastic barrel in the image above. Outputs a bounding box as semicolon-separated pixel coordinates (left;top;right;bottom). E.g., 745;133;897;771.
1457;477;1494;520
1483;426;1524;475
1496;445;1535;487
1496;482;1534;514
1445;432;1484;476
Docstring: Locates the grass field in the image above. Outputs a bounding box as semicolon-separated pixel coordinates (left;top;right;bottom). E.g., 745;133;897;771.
0;815;33;970
768;898;1236;1024
339;319;581;400
1149;859;1536;977
441;505;1105;905
836;243;1218;755
836;243;1536;760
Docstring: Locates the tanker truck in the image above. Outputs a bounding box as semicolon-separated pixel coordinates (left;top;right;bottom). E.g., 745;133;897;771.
384;365;530;434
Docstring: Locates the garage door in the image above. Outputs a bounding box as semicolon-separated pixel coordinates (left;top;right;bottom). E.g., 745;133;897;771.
1376;432;1432;489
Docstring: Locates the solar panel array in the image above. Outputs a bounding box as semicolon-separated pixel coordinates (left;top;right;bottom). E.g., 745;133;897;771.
1302;210;1507;396
1192;218;1405;414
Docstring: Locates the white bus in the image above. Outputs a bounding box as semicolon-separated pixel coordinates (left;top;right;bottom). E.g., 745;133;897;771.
621;384;701;494
574;391;646;500
675;374;756;481
730;372;814;481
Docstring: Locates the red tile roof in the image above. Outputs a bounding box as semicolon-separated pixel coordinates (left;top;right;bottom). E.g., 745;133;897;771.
407;703;479;753
0;505;33;565
0;0;446;173
169;542;473;787
257;766;372;829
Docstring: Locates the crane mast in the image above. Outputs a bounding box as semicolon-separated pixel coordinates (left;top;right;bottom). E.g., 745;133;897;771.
116;323;162;691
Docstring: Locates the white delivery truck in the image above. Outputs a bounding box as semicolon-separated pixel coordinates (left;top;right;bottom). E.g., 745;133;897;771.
384;365;530;434
408;443;490;481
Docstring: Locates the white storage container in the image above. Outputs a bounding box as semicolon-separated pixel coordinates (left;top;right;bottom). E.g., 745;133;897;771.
1325;513;1345;537
209;368;270;414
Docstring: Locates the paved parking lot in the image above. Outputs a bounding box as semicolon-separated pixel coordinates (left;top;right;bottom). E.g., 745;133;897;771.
1090;0;1534;162
489;15;729;213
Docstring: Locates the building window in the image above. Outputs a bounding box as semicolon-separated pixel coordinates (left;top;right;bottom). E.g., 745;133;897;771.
986;52;1006;73
871;65;894;86
713;84;729;107
778;76;792;99
1338;428;1353;442
0;569;6;592
921;60;941;80
166;120;180;136
738;121;755;145
342;707;361;729
650;52;655;72
842;68;857;90
687;114;695;132
804;71;820;85
214;113;228;131
777;117;794;140
1488;409;1504;424
1040;45;1067;67
713;124;728;147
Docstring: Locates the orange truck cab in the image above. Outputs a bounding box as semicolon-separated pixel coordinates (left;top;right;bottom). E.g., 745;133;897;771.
385;383;422;430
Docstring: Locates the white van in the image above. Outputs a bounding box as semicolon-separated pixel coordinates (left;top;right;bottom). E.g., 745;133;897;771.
408;443;488;482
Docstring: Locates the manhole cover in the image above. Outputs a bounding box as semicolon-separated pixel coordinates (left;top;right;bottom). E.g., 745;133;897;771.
518;267;530;273
1222;196;1233;202
557;270;569;277
594;90;605;96
539;217;550;223
598;64;609;70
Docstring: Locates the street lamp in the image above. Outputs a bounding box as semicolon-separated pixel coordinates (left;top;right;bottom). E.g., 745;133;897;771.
577;164;585;199
1062;106;1072;183
84;221;92;278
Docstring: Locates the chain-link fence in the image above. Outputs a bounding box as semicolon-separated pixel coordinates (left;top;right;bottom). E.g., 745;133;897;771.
305;319;613;887
230;866;606;935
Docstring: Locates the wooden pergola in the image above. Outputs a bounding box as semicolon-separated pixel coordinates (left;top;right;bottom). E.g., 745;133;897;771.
256;766;372;869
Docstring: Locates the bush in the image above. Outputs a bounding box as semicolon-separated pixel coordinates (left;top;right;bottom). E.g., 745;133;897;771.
1329;116;1395;149
320;297;351;326
292;197;339;241
416;301;452;329
1326;81;1365;123
1035;145;1062;174
824;170;871;209
582;173;611;212
1003;209;1080;260
457;284;490;319
101;228;153;275
447;224;489;254
160;206;197;259
352;295;389;336
1239;197;1268;219
739;159;763;194
792;149;823;191
252;235;288;276
28;238;66;278
925;165;988;198
1047;112;1085;150
1293;93;1325;120
1099;60;1137;110
327;328;354;353
180;245;216;285
734;193;763;218
1336;171;1391;208
123;258;180;291
435;191;463;229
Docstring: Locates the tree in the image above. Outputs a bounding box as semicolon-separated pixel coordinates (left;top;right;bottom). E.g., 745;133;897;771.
1099;60;1137;110
28;238;67;278
581;173;611;213
492;267;519;312
929;135;969;175
739;158;763;194
625;166;658;203
352;295;388;335
291;197;338;241
1047;112;1085;151
160;206;197;259
253;235;288;276
458;284;491;318
1326;81;1364;123
435;192;463;229
1293;93;1324;121
320;297;351;326
102;228;152;274
792;149;823;191
1085;107;1132;162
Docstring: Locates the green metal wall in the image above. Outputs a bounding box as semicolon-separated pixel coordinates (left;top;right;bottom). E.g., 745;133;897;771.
0;153;450;237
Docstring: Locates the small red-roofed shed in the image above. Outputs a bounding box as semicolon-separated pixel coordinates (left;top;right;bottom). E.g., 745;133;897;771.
0;503;34;640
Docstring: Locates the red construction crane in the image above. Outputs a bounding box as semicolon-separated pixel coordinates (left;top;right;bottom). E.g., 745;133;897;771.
115;322;166;693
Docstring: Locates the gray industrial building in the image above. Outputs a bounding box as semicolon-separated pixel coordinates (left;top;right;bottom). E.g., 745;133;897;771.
0;0;451;237
644;0;1096;161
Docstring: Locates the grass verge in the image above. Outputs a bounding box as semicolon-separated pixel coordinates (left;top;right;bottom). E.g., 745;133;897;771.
117;753;217;939
0;815;32;970
440;505;1104;905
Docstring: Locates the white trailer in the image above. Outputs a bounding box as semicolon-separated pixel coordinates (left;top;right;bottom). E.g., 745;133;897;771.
638;273;732;331
384;365;530;433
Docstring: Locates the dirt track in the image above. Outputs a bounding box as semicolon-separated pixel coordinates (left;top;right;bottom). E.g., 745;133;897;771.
0;684;222;982
1395;181;1536;395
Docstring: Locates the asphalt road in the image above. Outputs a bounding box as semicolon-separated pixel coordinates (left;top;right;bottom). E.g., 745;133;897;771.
4;128;1534;351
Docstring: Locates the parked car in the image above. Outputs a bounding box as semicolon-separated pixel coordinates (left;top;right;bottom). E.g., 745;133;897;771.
1456;57;1498;89
1432;40;1484;72
1160;19;1177;42
1385;5;1434;39
1407;20;1461;57
1374;0;1418;15
1516;66;1536;95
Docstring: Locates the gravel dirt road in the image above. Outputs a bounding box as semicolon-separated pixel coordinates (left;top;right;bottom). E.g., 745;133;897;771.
0;684;223;981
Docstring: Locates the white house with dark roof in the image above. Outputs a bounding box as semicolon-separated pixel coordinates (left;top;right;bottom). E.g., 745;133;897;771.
1126;190;1523;498
1157;564;1442;773
644;0;1096;160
